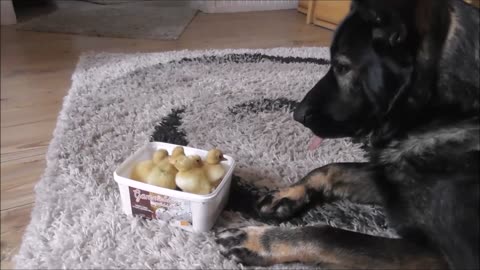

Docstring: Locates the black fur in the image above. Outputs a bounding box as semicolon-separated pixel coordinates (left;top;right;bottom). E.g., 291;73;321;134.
294;0;479;269
217;0;479;269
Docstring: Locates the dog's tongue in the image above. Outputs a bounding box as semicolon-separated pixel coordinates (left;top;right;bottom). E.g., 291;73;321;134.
308;136;324;151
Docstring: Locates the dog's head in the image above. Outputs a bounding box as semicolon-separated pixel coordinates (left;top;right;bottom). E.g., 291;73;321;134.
294;0;450;140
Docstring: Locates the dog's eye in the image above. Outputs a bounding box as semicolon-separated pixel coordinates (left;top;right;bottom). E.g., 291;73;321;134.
369;11;387;26
334;63;350;75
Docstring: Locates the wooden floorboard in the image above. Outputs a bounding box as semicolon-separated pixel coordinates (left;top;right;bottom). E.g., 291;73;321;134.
0;9;332;268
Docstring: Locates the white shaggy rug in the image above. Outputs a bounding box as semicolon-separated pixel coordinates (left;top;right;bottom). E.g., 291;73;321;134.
15;48;397;269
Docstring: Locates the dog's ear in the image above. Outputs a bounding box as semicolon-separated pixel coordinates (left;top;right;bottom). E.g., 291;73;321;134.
354;0;450;45
412;0;451;36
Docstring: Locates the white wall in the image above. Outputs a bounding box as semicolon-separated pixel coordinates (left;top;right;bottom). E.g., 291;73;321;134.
191;0;298;13
1;0;17;25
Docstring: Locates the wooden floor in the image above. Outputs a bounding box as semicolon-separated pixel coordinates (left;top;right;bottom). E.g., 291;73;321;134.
0;9;332;269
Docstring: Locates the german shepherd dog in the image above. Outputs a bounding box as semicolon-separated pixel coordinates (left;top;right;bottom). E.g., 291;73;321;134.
216;0;479;269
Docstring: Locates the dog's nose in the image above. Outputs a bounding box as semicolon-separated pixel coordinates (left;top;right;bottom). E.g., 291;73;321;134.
293;105;312;124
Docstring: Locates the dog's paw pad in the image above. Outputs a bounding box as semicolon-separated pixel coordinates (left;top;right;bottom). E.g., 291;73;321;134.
216;228;247;251
215;226;271;266
256;188;308;219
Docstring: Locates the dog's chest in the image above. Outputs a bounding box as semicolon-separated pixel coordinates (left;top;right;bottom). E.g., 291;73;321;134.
372;135;455;236
372;123;479;238
378;167;437;235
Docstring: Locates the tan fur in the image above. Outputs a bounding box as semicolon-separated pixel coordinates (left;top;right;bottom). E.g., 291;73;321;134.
305;170;329;190
306;166;341;191
268;166;343;204
275;185;306;201
231;225;447;269
269;243;336;265
242;227;269;254
406;256;449;270
268;240;442;269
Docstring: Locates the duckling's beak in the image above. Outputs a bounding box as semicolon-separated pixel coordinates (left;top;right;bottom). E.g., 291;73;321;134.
220;156;227;161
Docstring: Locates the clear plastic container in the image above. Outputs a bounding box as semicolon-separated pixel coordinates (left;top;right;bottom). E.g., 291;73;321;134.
113;142;235;232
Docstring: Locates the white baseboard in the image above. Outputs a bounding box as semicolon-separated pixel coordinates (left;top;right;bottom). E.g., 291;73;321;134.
191;0;298;13
1;0;17;25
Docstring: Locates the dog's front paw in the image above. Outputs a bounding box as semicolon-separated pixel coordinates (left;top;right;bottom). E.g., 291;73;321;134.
216;226;273;266
256;185;309;220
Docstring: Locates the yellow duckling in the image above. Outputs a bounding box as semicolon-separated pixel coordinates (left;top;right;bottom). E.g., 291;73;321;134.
130;160;155;182
173;156;212;195
145;166;176;190
188;154;204;168
152;149;169;165
204;149;227;187
169;146;185;165
153;149;178;175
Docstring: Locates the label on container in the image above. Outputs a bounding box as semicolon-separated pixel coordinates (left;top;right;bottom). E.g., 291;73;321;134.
129;187;193;230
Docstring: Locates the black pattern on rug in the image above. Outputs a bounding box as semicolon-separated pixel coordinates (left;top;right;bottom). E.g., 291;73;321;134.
150;108;188;146
173;53;331;66
228;98;298;118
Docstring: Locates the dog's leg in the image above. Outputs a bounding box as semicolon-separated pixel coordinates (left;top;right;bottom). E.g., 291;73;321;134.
257;162;381;219
216;225;447;269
